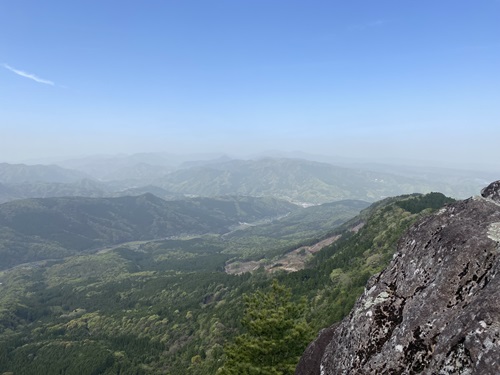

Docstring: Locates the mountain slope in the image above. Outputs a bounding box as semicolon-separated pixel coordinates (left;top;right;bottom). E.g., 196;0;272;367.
0;180;184;204
223;199;370;261
0;194;297;270
0;182;21;204
296;181;500;375
0;191;455;374
3;179;107;201
156;158;457;204
0;163;88;184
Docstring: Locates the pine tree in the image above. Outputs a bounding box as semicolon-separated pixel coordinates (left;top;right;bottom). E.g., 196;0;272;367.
218;280;313;375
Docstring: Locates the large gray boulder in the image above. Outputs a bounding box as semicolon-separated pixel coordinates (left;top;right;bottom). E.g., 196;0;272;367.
297;181;500;374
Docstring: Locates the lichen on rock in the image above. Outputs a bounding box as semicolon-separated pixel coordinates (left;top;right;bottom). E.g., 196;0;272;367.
487;222;500;242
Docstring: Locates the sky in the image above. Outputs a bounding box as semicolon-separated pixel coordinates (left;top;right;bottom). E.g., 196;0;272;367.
1;1;499;170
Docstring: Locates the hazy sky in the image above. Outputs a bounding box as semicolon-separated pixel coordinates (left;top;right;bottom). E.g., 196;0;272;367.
1;1;499;169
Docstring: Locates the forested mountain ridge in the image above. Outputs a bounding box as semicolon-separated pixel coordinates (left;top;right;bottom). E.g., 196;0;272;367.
0;194;298;270
0;179;184;205
155;158;465;204
0;163;89;184
0;191;454;374
0;182;19;203
0;158;490;205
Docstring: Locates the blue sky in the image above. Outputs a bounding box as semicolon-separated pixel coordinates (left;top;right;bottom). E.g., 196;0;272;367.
1;1;499;169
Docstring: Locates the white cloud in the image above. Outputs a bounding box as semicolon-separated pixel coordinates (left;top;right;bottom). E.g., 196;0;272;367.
2;63;55;85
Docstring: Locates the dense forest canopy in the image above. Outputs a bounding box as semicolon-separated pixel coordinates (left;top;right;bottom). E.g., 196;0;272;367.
0;192;454;374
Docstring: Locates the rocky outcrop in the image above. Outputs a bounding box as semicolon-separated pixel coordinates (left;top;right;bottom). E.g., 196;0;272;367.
481;180;500;203
297;181;500;375
295;325;339;375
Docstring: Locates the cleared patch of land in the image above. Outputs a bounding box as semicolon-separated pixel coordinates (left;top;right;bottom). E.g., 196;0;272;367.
225;234;342;275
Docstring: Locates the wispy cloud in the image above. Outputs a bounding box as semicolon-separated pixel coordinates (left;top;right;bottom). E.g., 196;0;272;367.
349;19;387;31
2;63;55;86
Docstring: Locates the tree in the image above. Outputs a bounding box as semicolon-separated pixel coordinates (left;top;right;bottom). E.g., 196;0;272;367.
218;280;313;375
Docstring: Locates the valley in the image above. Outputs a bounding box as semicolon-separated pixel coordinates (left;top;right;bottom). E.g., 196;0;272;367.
0;185;456;374
0;155;494;374
3;2;498;373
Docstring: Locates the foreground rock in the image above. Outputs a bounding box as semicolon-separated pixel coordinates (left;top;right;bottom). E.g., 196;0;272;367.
297;181;500;374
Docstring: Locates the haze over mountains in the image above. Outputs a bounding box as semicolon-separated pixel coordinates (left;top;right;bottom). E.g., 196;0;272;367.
2;0;499;372
0;150;498;373
0;153;495;205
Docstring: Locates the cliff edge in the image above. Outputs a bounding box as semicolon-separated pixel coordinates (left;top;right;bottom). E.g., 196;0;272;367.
297;181;500;374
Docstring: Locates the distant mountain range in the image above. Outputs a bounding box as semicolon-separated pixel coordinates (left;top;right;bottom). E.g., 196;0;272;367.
155;158;472;203
56;152;225;180
0;163;89;184
0;156;494;204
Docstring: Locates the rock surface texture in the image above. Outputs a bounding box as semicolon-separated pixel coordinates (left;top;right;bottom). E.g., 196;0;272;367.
297;181;500;375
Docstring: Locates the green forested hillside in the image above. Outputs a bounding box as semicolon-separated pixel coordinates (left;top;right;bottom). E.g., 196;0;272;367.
2;179;108;202
0;180;185;205
0;182;20;204
0;194;297;270
0;192;454;374
156;158;452;204
0;158;484;205
222;199;370;260
0;163;88;184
